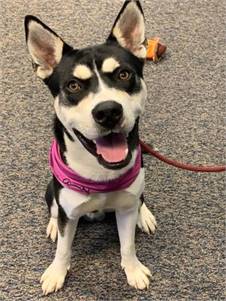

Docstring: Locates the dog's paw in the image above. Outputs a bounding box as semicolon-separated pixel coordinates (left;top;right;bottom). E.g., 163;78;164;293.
46;217;58;242
40;262;68;295
122;258;151;290
137;203;157;234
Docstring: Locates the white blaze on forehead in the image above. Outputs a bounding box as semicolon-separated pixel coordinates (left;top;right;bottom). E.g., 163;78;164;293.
101;57;120;73
73;64;93;80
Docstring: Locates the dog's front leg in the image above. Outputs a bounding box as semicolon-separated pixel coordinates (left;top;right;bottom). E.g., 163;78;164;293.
41;218;78;295
116;202;151;290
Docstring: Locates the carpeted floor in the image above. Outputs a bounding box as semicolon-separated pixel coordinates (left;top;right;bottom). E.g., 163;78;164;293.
1;0;225;300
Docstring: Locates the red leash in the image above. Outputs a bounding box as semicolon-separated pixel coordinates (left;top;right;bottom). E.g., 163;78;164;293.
140;140;226;173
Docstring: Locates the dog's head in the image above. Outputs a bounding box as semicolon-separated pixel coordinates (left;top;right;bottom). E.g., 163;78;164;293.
25;0;147;170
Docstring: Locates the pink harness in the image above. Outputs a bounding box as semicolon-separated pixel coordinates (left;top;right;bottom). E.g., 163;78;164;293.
49;139;141;195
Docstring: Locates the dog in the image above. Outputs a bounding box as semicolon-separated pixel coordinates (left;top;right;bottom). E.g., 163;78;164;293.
24;0;157;295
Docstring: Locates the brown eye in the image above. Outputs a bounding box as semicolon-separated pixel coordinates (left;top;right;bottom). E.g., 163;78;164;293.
67;81;81;93
118;70;131;81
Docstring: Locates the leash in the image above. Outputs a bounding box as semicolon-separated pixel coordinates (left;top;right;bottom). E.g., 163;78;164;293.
140;140;226;173
143;40;226;172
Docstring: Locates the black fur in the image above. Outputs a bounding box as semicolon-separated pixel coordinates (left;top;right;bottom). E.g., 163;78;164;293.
140;193;144;204
128;117;140;152
45;175;68;235
45;179;54;214
53;176;68;236
44;43;144;107
53;116;74;161
58;205;69;236
141;150;144;168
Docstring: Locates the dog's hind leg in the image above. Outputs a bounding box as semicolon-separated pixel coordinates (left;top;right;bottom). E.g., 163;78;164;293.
137;194;157;234
45;179;58;242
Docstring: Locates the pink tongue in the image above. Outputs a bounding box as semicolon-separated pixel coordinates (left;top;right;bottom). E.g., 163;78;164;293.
96;133;128;163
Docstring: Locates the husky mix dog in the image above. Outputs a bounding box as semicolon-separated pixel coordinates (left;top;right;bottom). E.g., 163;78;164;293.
25;0;157;295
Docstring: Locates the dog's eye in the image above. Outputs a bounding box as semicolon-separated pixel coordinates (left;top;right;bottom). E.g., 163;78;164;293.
67;81;81;93
118;70;131;81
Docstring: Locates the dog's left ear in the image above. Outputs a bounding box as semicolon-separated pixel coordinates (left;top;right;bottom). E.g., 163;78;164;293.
107;0;146;59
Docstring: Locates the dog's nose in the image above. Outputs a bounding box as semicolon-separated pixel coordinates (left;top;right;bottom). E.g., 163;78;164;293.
92;101;123;129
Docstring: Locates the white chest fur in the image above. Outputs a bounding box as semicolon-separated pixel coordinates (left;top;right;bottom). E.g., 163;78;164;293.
59;168;145;219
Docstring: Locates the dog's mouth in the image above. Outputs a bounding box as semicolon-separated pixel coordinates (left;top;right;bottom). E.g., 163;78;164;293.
72;128;137;170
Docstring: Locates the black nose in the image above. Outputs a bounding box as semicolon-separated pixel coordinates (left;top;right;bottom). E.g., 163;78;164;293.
92;101;123;129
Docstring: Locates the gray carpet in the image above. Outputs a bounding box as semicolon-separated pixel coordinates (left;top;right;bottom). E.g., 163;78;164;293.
1;0;225;300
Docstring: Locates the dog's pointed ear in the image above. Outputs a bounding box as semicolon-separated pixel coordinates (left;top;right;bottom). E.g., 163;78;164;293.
24;15;72;79
107;0;146;59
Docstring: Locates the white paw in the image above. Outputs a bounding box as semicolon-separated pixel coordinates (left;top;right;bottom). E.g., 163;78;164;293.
40;262;68;295
137;203;157;234
122;258;152;290
46;217;58;242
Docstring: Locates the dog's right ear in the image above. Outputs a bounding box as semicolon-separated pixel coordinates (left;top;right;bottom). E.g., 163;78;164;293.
24;15;72;79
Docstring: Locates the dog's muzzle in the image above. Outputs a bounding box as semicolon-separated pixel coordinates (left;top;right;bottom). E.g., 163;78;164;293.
72;118;139;170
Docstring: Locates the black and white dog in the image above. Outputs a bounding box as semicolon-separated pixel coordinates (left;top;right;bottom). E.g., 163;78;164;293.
25;0;156;295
